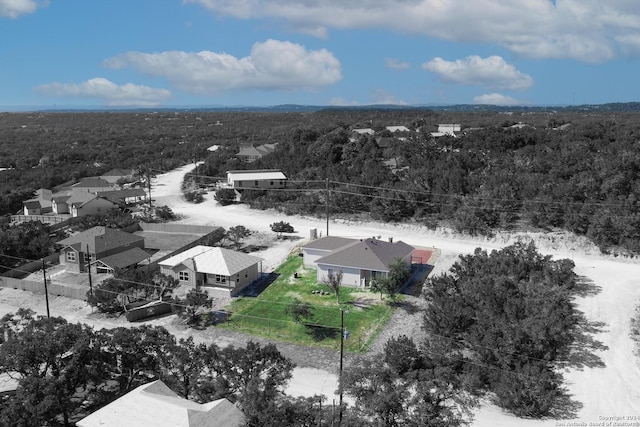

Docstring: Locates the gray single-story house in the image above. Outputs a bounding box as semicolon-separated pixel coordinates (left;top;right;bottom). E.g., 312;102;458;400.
302;236;414;288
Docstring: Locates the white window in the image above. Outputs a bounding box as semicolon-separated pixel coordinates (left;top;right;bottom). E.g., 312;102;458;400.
179;271;189;282
215;275;226;283
66;251;76;262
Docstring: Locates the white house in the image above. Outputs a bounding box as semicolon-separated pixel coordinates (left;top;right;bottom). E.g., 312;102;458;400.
226;169;287;190
431;123;461;138
159;245;263;298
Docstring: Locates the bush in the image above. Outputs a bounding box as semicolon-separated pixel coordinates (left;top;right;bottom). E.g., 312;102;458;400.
214;188;236;205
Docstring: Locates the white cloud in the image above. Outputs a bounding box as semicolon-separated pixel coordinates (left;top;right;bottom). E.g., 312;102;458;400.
103;39;342;94
385;58;410;70
184;0;640;62
474;93;525;106
34;78;172;106
0;0;46;18
422;55;533;91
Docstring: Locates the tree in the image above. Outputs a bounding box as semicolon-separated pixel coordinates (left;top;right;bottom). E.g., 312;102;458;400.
322;269;343;304
0;313;105;426
341;336;473;427
96;325;175;396
208;341;295;425
214;188;237;206
270;221;294;239
285;298;315;323
423;241;578;417
157;336;207;399
227;225;251;250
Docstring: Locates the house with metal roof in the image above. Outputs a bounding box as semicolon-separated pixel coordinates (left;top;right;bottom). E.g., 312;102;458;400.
226;169;287;190
302;236;414;288
159;245;263;298
57;226;149;274
77;380;244;427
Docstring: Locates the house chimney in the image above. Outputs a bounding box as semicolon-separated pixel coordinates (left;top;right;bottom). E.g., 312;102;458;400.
388;237;393;243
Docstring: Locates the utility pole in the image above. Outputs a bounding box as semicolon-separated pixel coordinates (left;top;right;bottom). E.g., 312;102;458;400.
86;244;93;303
325;178;330;237
41;258;50;318
339;308;346;425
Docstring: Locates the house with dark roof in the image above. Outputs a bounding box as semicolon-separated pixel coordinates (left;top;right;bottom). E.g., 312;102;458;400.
236;143;277;162
97;188;147;207
21;188;53;215
67;192;118;217
71;177;117;193
100;168;136;184
77;380;244;427
57;226;149;274
159;245;263;298
302;236;414;288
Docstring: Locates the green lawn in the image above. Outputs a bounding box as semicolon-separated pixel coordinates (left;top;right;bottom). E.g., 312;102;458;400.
218;254;393;352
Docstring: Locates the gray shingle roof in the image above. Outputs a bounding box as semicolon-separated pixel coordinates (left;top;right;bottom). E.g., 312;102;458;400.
316;238;414;272
98;247;151;269
58;226;144;254
302;236;356;251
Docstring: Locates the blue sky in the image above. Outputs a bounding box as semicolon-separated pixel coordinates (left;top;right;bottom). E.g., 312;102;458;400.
2;0;640;109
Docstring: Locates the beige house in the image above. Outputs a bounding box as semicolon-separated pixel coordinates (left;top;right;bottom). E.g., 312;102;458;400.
159;245;263;298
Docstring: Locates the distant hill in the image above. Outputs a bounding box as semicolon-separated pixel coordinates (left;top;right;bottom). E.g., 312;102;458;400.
23;101;640;114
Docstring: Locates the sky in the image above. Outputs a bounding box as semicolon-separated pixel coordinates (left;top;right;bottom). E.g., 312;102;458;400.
2;0;640;109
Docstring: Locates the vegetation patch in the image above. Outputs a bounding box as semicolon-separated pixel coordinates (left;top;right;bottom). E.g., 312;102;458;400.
219;254;393;351
423;241;605;418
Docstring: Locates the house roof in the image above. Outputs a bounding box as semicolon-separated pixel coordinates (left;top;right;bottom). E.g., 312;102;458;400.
98;247;151;270
76;380;244;427
23;200;42;209
352;128;375;135
302;236;357;251
97;188;147;201
226;169;287;181
386;126;411;133
52;193;71;203
66;191;99;207
316;238;414;272
101;168;134;177
72;177;114;188
159;245;262;276
58;226;144;254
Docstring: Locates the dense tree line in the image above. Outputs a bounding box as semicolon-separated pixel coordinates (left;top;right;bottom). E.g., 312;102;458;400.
0;221;61;273
5;109;640;253
0;309;477;427
198;112;640;254
0;310;302;427
423;242;579;417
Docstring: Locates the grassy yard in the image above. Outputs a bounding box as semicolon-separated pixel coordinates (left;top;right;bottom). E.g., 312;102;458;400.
218;253;393;352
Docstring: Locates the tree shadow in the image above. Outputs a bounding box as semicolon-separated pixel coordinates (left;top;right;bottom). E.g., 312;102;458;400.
557;310;608;371
572;276;602;298
304;324;339;342
234;272;280;297
399;263;434;297
548;388;584;419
